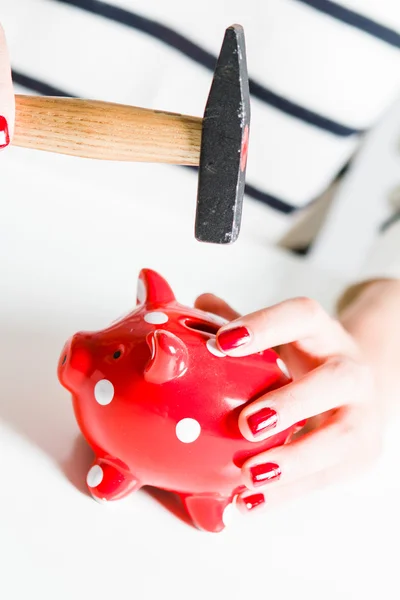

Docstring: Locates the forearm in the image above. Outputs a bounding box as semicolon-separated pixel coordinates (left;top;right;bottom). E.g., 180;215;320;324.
337;278;400;419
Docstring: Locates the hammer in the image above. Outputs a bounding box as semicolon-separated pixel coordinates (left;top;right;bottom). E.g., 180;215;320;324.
12;25;250;245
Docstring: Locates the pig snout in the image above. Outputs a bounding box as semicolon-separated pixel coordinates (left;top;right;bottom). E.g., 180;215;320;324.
58;333;93;391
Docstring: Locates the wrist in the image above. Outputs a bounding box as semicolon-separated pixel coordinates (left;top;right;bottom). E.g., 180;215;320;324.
337;277;400;418
336;278;397;317
337;277;400;330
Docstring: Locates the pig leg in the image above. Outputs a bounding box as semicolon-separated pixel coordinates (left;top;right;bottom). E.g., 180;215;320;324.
86;458;141;503
181;493;237;533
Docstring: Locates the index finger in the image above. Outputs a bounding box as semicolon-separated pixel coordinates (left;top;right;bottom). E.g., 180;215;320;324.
216;296;355;357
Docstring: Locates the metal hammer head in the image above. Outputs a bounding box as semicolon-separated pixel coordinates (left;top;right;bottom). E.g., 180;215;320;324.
195;24;250;245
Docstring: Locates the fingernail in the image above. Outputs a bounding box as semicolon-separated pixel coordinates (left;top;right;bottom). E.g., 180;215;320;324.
0;116;10;149
217;326;250;352
247;407;278;437
240;492;265;512
250;462;281;487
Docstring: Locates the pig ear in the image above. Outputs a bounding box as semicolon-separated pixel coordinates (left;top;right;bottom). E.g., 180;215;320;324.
137;269;176;307
144;330;188;384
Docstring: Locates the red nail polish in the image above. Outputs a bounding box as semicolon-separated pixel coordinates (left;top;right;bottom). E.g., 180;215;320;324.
250;462;281;487
217;326;250;352
247;407;278;437
0;116;10;149
241;493;265;511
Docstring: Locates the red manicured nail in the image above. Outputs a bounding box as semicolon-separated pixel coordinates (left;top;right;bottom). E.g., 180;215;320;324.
250;462;281;487
240;493;265;511
217;326;250;352
247;407;278;437
0;116;10;149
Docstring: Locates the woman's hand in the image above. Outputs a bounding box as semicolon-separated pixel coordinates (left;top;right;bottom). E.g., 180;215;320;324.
0;23;14;149
195;292;383;513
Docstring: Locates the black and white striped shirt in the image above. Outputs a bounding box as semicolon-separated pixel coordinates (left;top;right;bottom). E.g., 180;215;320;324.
3;0;400;285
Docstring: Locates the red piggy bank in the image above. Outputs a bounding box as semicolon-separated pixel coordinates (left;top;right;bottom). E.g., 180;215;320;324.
58;269;296;532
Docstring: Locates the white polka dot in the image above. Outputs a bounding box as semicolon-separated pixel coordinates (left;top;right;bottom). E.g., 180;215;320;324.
137;278;146;304
94;379;114;405
206;338;226;357
175;418;201;443
222;503;236;527
144;312;169;325
277;358;290;378
87;465;104;488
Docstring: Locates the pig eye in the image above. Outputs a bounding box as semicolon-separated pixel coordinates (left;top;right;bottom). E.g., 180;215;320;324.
107;346;125;363
62;354;67;365
112;348;123;360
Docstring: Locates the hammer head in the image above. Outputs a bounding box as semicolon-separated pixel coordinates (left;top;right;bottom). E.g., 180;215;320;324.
195;24;250;245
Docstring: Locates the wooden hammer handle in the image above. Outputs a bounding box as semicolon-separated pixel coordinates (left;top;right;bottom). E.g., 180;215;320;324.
12;95;202;166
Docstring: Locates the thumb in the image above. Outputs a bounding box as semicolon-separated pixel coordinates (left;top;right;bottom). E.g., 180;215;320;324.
194;293;241;322
0;23;14;149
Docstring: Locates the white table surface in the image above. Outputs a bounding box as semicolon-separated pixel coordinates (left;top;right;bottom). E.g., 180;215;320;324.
1;138;400;600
